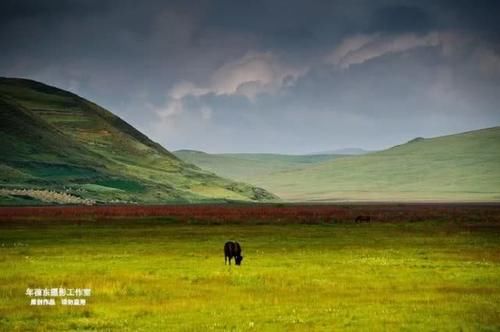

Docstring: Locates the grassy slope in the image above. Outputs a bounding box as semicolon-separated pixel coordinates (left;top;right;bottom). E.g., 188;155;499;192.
1;221;499;330
255;127;500;201
173;150;343;181
0;78;276;203
176;128;500;202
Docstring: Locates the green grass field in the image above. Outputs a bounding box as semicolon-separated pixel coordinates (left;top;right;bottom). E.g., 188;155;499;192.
1;219;499;331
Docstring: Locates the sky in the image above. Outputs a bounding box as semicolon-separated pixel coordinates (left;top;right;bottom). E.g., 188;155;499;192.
1;0;500;154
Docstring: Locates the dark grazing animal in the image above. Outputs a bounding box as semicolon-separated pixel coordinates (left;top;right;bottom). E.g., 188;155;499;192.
355;215;371;223
224;241;243;265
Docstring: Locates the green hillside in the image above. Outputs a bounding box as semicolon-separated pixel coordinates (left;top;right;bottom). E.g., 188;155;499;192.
176;128;500;202
0;78;276;204
173;150;344;181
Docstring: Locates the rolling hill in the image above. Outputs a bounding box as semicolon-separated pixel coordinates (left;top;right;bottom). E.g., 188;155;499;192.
0;77;277;204
175;128;500;202
173;151;344;180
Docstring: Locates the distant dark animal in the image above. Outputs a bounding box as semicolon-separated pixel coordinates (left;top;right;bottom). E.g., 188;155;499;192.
224;241;243;265
355;215;371;223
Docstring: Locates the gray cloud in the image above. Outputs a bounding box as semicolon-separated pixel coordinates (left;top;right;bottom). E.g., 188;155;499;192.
1;0;499;153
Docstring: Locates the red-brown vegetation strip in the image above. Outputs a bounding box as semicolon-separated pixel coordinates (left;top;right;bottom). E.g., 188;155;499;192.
1;203;500;224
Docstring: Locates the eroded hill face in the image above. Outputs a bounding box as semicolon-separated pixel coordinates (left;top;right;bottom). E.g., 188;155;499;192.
0;78;277;204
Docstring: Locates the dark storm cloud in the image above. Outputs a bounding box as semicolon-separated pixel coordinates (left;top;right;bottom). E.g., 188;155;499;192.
0;0;104;19
1;1;499;153
370;5;434;33
435;0;500;35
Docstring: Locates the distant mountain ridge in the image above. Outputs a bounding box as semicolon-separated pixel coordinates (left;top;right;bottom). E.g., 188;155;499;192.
308;148;372;155
0;77;277;204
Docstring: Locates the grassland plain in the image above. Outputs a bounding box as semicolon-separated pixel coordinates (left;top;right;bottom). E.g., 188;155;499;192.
1;215;499;331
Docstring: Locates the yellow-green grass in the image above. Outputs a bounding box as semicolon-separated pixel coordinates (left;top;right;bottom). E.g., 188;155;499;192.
1;220;499;331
